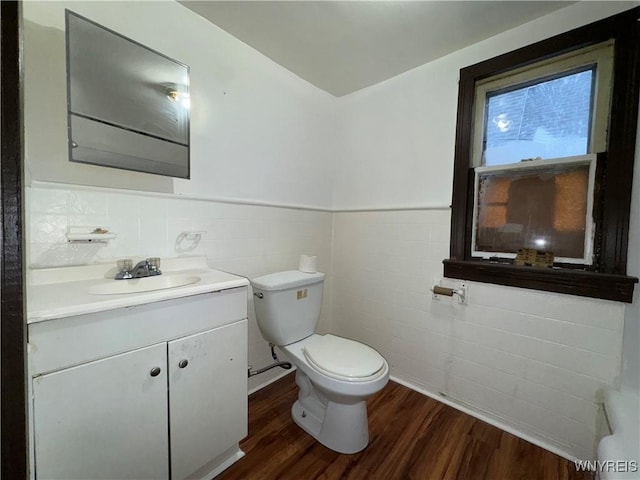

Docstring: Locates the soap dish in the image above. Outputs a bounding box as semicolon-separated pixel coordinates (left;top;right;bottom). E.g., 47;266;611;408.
66;226;117;243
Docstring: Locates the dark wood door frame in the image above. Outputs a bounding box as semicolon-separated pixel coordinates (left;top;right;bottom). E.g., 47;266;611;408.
1;1;28;478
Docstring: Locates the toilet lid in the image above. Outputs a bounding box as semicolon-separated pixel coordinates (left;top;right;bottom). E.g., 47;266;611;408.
303;334;385;379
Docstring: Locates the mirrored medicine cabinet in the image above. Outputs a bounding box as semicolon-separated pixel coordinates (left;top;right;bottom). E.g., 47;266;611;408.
65;10;190;178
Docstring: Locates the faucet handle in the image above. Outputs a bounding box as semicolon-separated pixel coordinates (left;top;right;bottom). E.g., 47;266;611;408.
115;258;134;280
146;257;161;273
117;258;133;273
146;257;160;268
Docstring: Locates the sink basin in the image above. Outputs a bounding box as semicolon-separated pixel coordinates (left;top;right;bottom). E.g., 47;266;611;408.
88;274;201;295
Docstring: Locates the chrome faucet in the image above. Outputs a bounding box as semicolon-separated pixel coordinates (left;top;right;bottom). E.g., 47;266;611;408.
115;257;162;280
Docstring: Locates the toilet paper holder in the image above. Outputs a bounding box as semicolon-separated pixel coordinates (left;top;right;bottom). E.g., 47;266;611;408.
431;284;466;303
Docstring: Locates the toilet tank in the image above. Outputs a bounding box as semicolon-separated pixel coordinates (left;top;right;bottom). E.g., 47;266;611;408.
250;271;325;346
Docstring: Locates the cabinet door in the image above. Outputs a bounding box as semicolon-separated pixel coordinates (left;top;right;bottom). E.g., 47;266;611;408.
169;320;248;480
33;343;169;480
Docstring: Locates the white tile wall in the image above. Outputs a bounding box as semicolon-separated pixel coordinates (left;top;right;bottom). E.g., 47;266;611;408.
28;187;628;460
27;184;334;392
330;209;625;460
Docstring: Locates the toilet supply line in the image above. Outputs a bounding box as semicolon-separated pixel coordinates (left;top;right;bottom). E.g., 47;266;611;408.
247;343;292;378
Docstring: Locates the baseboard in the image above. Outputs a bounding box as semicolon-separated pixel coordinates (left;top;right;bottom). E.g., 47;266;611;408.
389;375;580;463
193;444;245;480
248;367;296;395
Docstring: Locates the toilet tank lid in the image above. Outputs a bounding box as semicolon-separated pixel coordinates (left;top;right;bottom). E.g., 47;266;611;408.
251;270;324;291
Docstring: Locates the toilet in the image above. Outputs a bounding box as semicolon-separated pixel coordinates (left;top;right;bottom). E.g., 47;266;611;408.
251;270;389;454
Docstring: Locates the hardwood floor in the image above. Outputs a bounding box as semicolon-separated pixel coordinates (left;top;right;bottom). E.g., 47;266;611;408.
217;373;593;480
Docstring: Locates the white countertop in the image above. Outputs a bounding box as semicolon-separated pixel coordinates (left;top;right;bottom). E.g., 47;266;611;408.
27;257;249;323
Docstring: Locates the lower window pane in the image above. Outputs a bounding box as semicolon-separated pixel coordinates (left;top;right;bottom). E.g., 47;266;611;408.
475;164;589;259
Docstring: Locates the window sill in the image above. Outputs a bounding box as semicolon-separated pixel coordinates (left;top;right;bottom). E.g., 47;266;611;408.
443;259;637;303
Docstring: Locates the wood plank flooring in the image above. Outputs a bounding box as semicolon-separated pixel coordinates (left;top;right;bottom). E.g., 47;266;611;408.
217;373;593;480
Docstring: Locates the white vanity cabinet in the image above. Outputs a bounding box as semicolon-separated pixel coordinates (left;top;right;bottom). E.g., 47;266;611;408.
29;286;248;480
33;343;170;479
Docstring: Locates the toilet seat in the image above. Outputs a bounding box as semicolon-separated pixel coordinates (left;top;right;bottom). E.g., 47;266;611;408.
303;334;385;382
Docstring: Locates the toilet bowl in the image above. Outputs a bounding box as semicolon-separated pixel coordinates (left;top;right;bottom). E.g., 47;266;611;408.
281;334;389;454
250;270;390;454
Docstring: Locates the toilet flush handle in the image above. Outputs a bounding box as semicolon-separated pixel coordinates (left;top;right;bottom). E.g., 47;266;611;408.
254;292;263;299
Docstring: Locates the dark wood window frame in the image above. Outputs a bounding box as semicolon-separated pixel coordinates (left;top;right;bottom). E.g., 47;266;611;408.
444;7;640;303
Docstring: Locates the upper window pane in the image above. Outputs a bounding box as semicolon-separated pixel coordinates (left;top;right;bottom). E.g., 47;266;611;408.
483;68;594;166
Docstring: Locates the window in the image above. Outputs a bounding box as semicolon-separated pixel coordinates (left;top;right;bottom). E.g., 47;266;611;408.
445;8;640;302
468;43;612;267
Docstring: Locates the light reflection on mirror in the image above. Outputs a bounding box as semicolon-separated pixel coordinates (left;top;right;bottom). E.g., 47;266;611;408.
66;10;190;178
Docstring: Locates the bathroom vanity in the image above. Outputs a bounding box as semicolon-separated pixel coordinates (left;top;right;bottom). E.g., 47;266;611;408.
27;257;249;480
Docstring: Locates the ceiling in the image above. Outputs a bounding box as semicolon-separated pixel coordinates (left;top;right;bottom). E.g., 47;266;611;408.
180;1;575;97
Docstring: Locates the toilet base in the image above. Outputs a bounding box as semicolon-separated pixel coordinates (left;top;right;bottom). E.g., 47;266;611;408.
291;398;369;454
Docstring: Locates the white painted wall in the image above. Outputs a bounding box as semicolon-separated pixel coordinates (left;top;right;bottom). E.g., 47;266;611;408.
23;1;337;210
329;0;638;461
332;1;636;210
